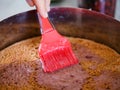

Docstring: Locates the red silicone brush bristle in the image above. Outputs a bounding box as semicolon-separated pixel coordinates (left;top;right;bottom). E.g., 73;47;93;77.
39;30;78;72
39;40;78;72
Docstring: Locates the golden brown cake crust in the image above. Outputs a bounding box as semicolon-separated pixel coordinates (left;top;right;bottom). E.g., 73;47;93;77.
0;36;120;90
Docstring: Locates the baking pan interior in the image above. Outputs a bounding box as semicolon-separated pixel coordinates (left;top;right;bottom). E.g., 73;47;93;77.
0;8;120;53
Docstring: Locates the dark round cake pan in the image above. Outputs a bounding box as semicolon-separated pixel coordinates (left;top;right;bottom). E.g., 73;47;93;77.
0;8;120;53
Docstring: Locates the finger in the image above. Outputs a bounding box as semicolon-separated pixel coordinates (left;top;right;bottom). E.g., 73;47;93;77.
45;0;51;12
34;0;48;18
26;0;34;6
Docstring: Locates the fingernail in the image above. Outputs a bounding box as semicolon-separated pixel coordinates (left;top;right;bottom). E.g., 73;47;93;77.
42;12;48;18
47;7;50;12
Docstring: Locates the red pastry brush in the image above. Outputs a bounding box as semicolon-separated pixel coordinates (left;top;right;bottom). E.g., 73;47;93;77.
38;14;78;72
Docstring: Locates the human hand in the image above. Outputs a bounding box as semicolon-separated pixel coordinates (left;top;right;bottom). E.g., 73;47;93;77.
26;0;51;18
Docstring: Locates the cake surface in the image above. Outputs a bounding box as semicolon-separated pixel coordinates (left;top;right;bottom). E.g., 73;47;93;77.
0;36;120;90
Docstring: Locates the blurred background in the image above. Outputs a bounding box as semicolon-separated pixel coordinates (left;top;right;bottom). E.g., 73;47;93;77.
0;0;120;21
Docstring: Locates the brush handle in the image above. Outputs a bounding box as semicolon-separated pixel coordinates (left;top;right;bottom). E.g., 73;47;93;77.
37;13;55;34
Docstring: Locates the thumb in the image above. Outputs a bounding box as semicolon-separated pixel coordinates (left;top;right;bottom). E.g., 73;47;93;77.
34;0;48;18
